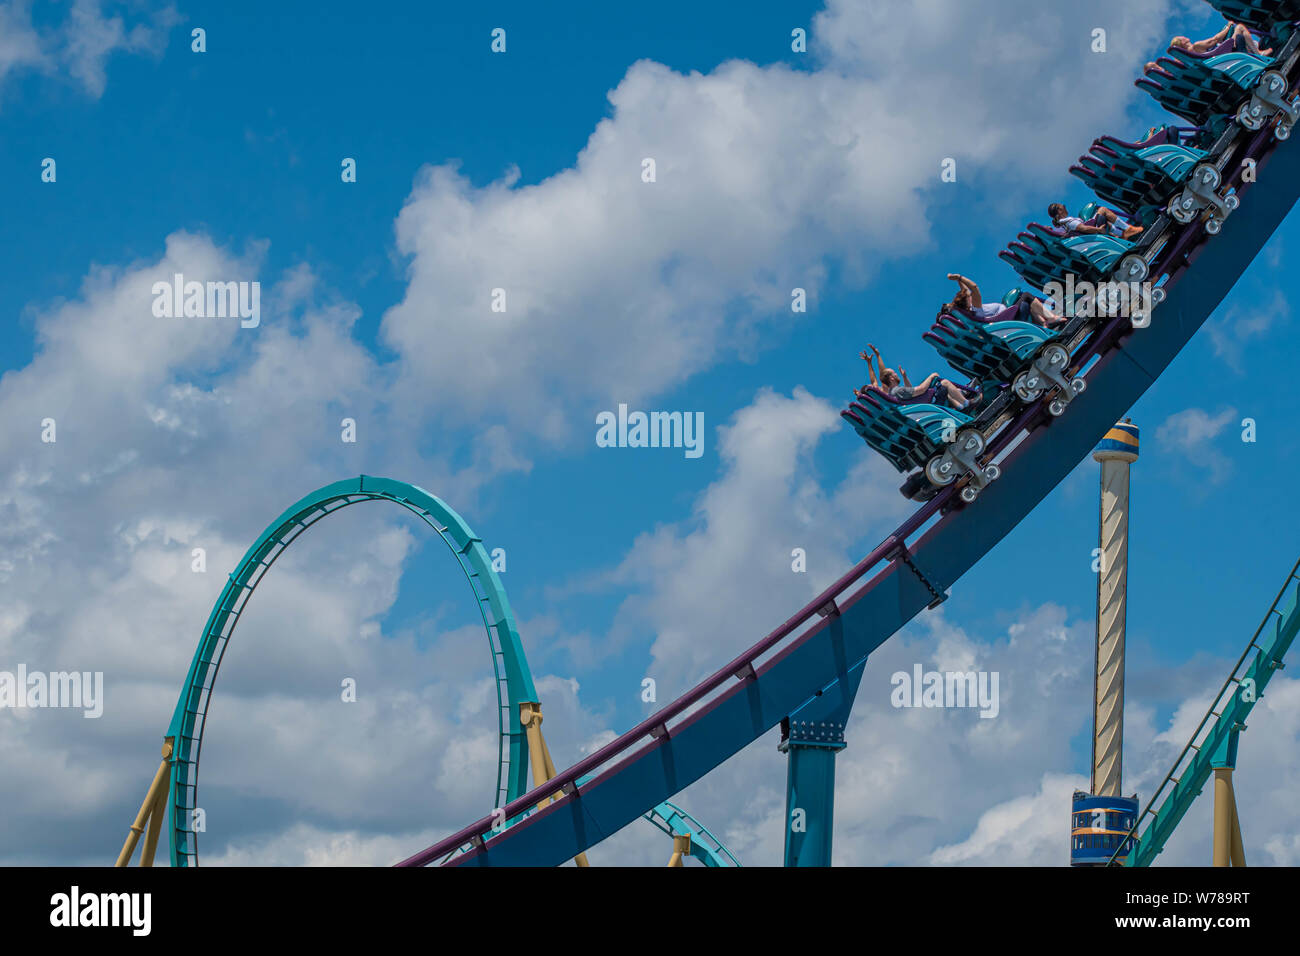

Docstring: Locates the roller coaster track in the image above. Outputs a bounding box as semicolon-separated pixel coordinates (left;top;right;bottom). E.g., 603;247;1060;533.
1109;556;1300;866
164;477;539;865
400;37;1300;867
644;800;740;867
161;476;736;867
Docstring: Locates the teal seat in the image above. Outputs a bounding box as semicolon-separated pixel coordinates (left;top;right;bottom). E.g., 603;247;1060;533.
1138;39;1271;127
927;309;1058;384
1205;2;1298;41
842;394;973;474
999;224;1133;291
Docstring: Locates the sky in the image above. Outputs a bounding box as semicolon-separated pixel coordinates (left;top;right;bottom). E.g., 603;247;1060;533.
1;0;1298;867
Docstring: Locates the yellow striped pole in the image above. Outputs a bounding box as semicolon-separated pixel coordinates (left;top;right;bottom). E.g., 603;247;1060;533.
1091;422;1139;797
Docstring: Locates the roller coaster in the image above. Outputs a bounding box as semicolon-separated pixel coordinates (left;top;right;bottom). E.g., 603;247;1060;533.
116;0;1300;867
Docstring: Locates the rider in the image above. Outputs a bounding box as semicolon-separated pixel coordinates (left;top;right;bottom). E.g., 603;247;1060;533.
859;344;975;410
944;273;1066;329
1047;203;1144;241
1145;21;1273;70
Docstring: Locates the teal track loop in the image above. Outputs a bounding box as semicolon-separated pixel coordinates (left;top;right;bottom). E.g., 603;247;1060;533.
164;476;537;866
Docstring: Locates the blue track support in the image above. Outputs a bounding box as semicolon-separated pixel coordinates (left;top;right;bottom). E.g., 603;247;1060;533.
410;133;1300;867
780;657;864;866
782;748;840;867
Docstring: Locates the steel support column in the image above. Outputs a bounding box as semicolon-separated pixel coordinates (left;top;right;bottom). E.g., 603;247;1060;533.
780;657;864;866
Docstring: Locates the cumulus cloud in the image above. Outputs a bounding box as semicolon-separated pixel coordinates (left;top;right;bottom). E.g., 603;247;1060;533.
1207;289;1290;372
381;0;1178;431
0;0;176;102
62;0;177;97
1154;406;1238;483
589;386;910;695
0;1;47;88
0;233;551;865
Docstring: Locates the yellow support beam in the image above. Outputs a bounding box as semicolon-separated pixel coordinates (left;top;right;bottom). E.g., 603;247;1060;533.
668;833;691;867
115;738;174;867
520;703;590;867
1212;768;1246;867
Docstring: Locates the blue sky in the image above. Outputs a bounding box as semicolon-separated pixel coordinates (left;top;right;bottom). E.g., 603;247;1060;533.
2;0;1298;866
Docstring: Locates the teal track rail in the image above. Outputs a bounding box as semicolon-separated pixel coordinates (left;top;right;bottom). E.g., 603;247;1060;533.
164;475;737;867
1115;556;1300;867
644;800;740;867
164;476;538;866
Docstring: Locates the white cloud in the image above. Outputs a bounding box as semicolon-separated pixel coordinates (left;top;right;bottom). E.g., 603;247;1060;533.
0;2;47;89
381;0;1178;432
0;233;549;864
930;772;1085;865
1154;406;1238;483
0;0;176;102
593;386;910;694
62;0;177;97
1207;289;1290;372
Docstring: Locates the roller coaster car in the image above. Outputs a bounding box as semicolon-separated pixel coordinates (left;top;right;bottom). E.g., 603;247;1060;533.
1138;34;1299;140
925;303;1085;419
1206;1;1300;42
998;216;1146;292
841;383;1005;505
1069;129;1239;233
841;386;972;473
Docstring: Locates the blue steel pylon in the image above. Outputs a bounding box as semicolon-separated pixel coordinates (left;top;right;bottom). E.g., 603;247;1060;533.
780;655;866;866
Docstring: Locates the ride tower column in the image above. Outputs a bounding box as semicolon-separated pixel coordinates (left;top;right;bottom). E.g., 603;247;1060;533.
1092;420;1139;795
1071;420;1141;866
780;658;864;866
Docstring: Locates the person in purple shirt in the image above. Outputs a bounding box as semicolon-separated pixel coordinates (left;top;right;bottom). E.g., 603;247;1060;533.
944;274;1066;329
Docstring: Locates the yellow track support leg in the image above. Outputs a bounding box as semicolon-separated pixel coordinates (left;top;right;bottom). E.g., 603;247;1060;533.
1212;768;1246;867
520;703;590;867
115;738;174;867
668;833;691;867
